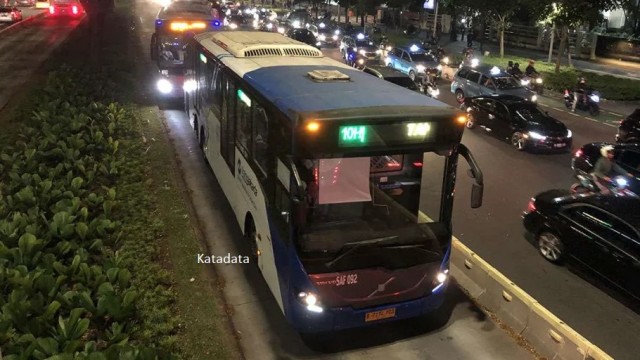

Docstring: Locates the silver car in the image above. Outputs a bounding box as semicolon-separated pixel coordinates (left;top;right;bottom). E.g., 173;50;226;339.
450;65;537;104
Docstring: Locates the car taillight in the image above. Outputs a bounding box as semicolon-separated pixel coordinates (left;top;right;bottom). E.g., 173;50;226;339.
49;5;54;14
72;5;78;14
412;161;423;168
526;198;536;213
574;149;583;158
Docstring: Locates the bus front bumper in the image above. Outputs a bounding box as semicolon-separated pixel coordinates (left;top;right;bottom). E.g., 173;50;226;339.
291;282;448;333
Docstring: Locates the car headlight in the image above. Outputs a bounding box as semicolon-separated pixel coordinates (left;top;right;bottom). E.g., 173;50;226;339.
590;94;600;103
277;27;285;33
436;64;442;70
358;59;364;64
470;58;479;67
316;41;321;46
536;77;543;84
332;35;338;40
334;29;340;35
386;46;392;51
266;23;272;29
432;88;440;97
531;94;537;102
229;23;238;29
318;34;326;40
359;49;366;55
376;49;382;54
528;131;546;140
567;129;572;138
293;20;300;27
157;79;173;94
416;65;426;73
298;291;323;313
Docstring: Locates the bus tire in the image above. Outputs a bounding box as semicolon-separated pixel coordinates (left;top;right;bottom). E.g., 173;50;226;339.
244;216;258;265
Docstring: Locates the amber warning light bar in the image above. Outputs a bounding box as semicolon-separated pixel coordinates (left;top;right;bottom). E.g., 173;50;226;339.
169;21;207;31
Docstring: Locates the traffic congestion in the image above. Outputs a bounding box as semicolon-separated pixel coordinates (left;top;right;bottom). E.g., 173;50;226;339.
1;0;639;358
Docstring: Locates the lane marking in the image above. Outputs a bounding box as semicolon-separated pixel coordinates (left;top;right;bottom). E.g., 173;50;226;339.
604;123;616;128
539;103;549;107
568;112;580;116
584;117;597;122
608;112;622;116
552;107;564;111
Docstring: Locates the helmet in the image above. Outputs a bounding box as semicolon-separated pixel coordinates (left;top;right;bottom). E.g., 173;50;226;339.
514;62;520;68
579;77;586;83
508;61;513;66
600;145;614;157
529;59;535;65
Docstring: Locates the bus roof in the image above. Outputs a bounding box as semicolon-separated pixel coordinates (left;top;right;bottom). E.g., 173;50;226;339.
195;31;455;120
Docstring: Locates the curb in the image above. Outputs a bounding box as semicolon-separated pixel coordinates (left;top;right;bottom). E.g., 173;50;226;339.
0;10;47;37
450;238;614;360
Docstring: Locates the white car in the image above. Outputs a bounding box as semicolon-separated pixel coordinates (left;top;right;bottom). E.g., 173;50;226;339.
0;6;22;23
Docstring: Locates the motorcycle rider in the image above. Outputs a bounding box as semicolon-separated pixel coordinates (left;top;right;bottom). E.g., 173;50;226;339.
591;145;633;193
510;62;523;78
506;61;514;73
571;77;587;112
525;60;539;77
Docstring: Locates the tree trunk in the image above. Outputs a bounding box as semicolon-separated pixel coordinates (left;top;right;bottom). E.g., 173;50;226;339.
499;28;504;57
555;25;568;73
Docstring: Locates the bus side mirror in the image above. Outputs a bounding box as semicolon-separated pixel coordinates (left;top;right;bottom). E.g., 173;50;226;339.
459;143;484;209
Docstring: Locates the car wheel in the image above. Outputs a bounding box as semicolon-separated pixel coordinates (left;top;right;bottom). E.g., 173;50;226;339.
408;70;416;81
465;113;476;129
455;89;465;104
511;132;526;151
537;231;564;263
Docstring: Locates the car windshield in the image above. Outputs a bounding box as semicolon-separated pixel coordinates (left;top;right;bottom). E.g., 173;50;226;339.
386;76;418;90
294;31;314;42
356;39;374;47
410;53;436;63
318;27;331;34
295;153;446;257
493;76;521;89
514;105;547;123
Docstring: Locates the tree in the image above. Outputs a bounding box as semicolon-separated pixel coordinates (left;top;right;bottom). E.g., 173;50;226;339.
536;0;618;72
618;0;640;35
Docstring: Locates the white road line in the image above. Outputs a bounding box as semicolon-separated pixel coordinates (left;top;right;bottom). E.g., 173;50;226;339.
568;112;580;116
552;107;564;111
608;112;623;116
539;103;549;107
585;117;597;122
604;123;617;128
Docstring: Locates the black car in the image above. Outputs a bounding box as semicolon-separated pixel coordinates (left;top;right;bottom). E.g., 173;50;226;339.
463;95;573;152
616;108;640;143
571;142;640;193
522;191;640;301
361;65;420;92
225;14;248;29
339;34;380;67
285;28;320;49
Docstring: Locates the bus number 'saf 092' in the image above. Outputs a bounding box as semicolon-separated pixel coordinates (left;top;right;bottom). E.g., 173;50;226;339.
183;31;484;333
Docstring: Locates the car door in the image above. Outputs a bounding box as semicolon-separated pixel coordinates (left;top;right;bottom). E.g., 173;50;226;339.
470;98;493;127
400;51;412;74
479;75;497;96
464;70;481;97
597;216;640;299
560;205;624;282
491;101;513;140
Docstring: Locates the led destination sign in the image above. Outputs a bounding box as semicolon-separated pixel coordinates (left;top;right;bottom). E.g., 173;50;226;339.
338;122;433;147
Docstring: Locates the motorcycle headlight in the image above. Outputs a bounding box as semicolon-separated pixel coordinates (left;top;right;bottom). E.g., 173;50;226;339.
432;88;440;97
536;77;543;84
566;129;572;138
416;65;426;73
527;131;546;140
521;79;530;86
316;41;322;46
386;46;392;51
292;20;300;28
531;94;538;102
334;29;340;35
277;26;285;33
359;49;366;55
590;94;600;103
332;35;338;40
436;64;442;70
615;177;628;187
358;59;364;64
318;34;326;40
443;56;449;64
266;23;272;29
470;58;479;67
229;23;238;29
376;49;382;54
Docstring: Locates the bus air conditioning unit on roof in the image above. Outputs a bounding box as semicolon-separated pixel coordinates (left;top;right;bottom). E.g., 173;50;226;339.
307;70;350;81
237;46;322;58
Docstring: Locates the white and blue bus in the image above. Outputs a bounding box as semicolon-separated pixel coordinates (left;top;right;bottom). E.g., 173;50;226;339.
183;31;484;333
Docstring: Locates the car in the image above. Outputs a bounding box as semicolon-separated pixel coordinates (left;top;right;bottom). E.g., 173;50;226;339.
285;28;320;49
0;6;21;22
339;33;380;67
571;142;640;193
48;0;83;16
361;65;421;92
15;0;35;7
285;9;309;29
451;65;537;104
225;13;248;29
463;94;572;152
314;23;340;47
522;191;640;302
385;44;442;82
616;108;640;143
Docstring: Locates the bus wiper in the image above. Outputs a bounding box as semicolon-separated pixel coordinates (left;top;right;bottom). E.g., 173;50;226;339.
325;235;399;268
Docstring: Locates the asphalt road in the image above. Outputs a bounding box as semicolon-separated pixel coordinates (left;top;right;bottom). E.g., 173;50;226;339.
0;10;81;112
323;48;640;359
0;7;45;30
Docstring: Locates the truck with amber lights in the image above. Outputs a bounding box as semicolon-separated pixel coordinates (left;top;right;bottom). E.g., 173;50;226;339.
150;0;221;98
184;31;483;334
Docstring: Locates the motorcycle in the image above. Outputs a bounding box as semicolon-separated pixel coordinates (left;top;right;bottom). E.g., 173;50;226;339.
418;77;439;98
570;173;634;196
520;74;544;95
564;89;600;116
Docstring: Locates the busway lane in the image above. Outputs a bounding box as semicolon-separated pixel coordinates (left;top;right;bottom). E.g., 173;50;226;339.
130;3;538;358
0;12;82;112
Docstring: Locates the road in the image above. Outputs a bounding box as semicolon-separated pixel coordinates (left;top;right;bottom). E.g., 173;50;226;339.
328;49;640;359
0;10;81;112
0;7;45;31
131;0;539;358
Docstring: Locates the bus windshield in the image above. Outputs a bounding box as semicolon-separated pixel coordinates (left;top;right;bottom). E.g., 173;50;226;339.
295;152;446;260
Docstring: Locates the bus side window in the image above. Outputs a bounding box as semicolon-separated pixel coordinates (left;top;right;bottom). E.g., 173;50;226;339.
236;87;252;158
211;62;223;116
220;75;237;171
253;104;269;176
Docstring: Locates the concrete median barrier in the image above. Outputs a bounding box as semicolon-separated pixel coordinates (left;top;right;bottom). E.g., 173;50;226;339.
450;238;613;360
0;11;46;37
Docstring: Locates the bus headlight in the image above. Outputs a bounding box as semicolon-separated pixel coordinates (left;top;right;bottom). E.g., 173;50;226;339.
298;291;323;313
157;79;173;94
436;272;447;283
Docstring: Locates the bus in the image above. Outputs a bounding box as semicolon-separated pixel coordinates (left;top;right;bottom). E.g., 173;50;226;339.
183;31;484;333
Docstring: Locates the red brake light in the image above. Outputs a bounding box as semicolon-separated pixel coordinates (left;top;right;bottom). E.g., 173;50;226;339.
574;149;583;158
526;198;536;213
412;161;423;168
49;5;54;14
72;5;78;14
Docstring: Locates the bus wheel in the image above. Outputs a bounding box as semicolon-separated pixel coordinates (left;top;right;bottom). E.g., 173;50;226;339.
244;218;258;265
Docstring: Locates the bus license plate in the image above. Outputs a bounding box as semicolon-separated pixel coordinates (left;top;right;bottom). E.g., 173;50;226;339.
365;308;396;322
